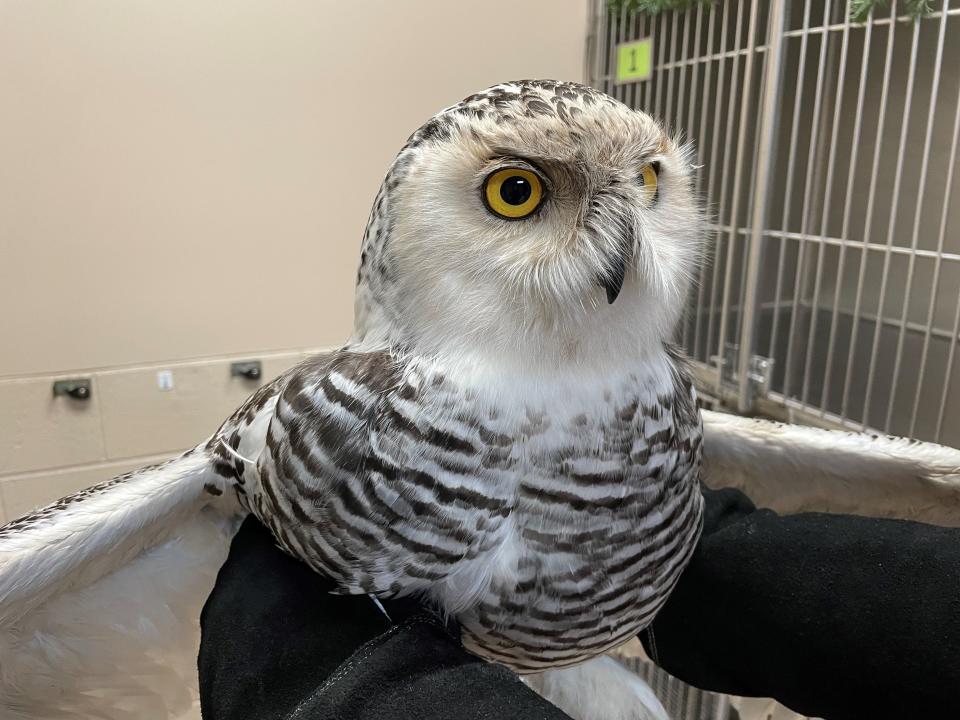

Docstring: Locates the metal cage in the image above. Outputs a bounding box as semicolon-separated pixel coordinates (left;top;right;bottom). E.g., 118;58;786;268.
587;0;960;447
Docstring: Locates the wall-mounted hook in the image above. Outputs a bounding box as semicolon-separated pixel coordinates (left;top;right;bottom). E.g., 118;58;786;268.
53;378;92;400
231;361;262;381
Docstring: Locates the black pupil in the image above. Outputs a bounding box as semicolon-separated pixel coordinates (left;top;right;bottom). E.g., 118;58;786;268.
500;176;532;206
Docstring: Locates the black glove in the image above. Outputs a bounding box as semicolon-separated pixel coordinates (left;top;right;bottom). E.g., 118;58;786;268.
198;516;572;720
642;487;960;719
201;493;960;720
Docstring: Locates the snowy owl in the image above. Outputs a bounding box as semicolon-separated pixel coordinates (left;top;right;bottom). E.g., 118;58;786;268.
3;80;709;720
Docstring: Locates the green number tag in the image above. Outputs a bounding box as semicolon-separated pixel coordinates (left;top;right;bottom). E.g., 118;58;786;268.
616;39;652;84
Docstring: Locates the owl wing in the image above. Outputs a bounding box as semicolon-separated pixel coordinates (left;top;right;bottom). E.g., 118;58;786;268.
0;362;303;720
0;449;245;719
249;349;511;610
701;409;960;525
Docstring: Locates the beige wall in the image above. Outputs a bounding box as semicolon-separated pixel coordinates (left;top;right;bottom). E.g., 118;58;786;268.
0;0;587;521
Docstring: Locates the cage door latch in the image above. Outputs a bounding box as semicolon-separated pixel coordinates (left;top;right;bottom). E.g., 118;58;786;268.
711;344;774;410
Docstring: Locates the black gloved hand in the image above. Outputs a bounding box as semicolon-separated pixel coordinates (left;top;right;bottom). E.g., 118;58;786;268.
201;492;960;720
199;515;572;720
642;487;960;719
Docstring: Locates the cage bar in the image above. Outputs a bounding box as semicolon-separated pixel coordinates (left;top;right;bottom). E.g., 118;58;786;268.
587;0;960;445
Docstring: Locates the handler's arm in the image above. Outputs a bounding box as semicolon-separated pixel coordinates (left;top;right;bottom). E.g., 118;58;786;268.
642;487;960;719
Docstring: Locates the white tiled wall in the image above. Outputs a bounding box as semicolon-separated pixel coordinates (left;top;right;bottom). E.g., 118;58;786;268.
0;350;315;524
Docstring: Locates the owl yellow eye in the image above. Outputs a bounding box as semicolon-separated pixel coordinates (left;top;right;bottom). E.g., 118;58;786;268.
483;168;544;220
639;162;659;203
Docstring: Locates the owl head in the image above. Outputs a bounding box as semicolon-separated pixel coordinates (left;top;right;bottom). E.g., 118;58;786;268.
352;80;704;368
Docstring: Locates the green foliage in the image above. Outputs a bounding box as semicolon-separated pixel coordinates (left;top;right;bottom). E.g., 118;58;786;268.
606;0;708;12
606;0;933;21
848;0;931;21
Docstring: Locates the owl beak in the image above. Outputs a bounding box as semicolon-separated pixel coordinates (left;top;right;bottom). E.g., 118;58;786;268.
598;244;631;304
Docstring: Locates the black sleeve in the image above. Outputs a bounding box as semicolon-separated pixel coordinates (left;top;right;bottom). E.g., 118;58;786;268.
641;487;960;719
198;516;572;720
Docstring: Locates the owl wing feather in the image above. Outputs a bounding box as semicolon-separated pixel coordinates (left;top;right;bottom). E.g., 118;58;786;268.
0;447;244;719
701;409;960;526
246;349;509;609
